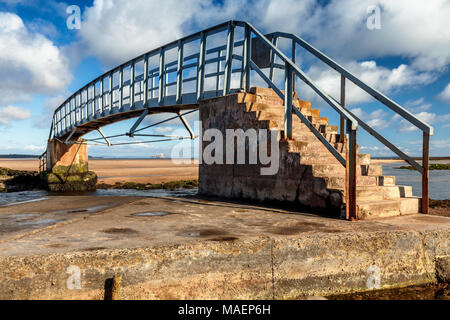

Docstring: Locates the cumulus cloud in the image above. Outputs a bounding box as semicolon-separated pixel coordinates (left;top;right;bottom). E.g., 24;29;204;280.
350;107;390;130
299;60;434;106
77;0;228;66
0;105;31;126
295;0;450;72
437;83;450;103
0;12;71;105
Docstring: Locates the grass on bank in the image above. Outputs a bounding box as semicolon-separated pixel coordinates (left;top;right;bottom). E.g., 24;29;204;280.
96;179;199;191
395;163;450;170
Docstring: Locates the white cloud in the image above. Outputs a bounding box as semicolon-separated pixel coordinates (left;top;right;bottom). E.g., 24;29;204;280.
33;93;68;129
0;12;71;105
24;144;44;152
350;107;390;130
404;98;432;113
300;60;433;106
296;0;450;72
153;126;174;134
0;106;31;126
399;111;436;132
437;83;450;103
431;139;450;150
77;0;228;66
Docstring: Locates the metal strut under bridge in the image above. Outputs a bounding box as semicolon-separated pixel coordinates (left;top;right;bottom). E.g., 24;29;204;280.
41;20;433;219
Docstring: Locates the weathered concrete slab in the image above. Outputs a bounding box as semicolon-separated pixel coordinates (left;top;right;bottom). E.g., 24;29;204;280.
0;196;448;299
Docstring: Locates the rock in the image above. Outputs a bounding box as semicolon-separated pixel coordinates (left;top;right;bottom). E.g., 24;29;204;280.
40;171;97;192
436;256;450;283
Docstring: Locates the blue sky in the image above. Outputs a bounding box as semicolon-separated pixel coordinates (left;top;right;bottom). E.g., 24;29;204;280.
0;0;450;158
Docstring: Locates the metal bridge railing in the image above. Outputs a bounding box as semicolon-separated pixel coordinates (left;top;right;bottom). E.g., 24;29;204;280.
48;20;433;219
39;150;47;173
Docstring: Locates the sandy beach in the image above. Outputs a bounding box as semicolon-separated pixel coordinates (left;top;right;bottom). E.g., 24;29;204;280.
0;159;198;184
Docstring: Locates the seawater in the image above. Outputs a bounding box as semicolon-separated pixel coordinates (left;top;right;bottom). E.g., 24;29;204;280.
381;162;450;200
0;188;198;207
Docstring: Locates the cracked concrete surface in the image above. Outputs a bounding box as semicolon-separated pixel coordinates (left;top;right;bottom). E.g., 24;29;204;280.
0;195;448;299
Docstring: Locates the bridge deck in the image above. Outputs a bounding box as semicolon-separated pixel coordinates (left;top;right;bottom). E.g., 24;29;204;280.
60;103;198;141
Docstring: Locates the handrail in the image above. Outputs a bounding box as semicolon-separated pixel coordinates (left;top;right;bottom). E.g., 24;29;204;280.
241;21;359;219
272;32;433;135
38;150;47;173
243;22;359;131
266;27;432;216
45;20;432;218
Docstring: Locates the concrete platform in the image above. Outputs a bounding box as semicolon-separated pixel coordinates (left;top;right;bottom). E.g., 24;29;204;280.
0;195;448;299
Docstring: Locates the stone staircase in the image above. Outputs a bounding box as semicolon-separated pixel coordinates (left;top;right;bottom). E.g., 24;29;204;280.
198;87;421;219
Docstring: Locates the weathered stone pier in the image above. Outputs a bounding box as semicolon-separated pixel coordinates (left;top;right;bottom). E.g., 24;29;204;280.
40;138;97;192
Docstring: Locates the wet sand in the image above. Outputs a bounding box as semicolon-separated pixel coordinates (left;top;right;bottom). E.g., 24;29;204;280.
0;159;198;184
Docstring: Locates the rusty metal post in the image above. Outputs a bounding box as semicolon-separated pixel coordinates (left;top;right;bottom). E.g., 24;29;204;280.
422;132;430;214
339;75;346;143
346;121;358;220
292;39;296;94
284;63;293;139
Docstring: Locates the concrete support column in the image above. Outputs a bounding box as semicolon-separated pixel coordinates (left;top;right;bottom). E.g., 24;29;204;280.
47;138;88;174
42;138;97;192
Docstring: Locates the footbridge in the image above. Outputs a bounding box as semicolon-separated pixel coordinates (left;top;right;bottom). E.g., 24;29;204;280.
41;20;433;219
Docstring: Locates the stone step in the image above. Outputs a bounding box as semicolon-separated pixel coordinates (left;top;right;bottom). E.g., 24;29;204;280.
293;132;341;144
323;175;396;189
311;163;382;177
252;110;328;129
356;197;421;220
340;185;413;201
307;115;329;125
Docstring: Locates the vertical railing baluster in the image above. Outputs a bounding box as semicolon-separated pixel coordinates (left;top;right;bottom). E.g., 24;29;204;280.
165;65;169;97
93;83;97;116
347;121;358;220
158;48;165;105
422;132;430;214
143;54;148;107
223;22;235;96
284;63;293;139
242;25;251;92
75;94;79;124
216;50;221;94
197;32;206;101
151;72;155;99
119;67;123;110
269;36;278;83
291;38;296;93
100;78;104;114
339;75;346;142
176;40;183;104
68;102;72;127
108;73;113;111
130;61;135;109
84;88;88;118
